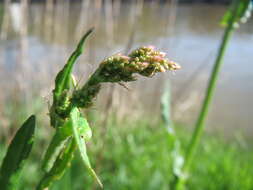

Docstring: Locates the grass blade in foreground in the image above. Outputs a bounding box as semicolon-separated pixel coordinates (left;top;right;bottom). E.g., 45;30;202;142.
161;82;184;186
0;115;36;190
173;0;252;189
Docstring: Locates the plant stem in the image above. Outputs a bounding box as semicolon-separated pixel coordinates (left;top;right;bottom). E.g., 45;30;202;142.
174;0;240;189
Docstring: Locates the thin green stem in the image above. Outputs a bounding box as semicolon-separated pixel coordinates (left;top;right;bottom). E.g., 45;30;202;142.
174;0;241;189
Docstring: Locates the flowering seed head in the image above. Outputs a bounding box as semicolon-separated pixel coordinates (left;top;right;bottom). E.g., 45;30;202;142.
146;45;155;50
72;46;181;109
98;46;180;81
159;52;166;57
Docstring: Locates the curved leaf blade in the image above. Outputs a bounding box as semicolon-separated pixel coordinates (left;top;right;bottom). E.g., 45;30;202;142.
36;138;76;190
41;121;72;172
0;115;36;190
53;28;94;103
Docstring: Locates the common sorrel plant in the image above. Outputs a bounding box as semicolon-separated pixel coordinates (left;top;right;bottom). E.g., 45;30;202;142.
34;29;180;189
0;27;180;189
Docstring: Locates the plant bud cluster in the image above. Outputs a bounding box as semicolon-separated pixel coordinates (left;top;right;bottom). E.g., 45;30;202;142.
98;46;180;82
72;46;180;108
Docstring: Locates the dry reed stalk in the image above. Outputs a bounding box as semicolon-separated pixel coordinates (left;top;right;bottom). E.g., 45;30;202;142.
0;0;11;40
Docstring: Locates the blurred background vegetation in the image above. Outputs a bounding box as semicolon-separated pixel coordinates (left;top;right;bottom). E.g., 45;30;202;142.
0;0;252;189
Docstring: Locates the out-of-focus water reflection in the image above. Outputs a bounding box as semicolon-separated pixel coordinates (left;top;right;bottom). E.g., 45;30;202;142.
0;2;252;135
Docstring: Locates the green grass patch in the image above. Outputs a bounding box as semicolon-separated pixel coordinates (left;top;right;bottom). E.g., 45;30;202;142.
2;119;251;190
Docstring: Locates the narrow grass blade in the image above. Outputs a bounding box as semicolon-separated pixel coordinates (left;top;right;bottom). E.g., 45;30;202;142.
70;107;103;188
0;115;36;190
161;82;184;182
36;138;76;190
161;81;175;138
53;28;94;103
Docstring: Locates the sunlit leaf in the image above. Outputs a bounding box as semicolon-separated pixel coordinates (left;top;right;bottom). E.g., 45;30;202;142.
0;115;36;190
53;28;94;104
36;139;76;190
42;120;73;172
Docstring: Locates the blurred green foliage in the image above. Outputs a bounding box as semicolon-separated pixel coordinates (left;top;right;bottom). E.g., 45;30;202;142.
1;118;252;190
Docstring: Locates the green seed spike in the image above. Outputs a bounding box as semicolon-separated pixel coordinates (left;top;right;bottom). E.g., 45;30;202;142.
0;115;36;190
70;107;103;188
36;138;76;190
53;28;94;105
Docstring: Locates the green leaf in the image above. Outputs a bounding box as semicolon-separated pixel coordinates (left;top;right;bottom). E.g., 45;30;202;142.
41;120;73;172
42;116;92;172
0;115;36;190
70;107;103;188
36;138;76;190
53;28;94;104
221;0;252;27
37;113;94;189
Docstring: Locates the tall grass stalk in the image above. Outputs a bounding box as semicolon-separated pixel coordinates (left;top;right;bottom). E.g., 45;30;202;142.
173;0;247;189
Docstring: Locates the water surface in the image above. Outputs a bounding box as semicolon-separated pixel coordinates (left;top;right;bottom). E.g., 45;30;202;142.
0;2;252;135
